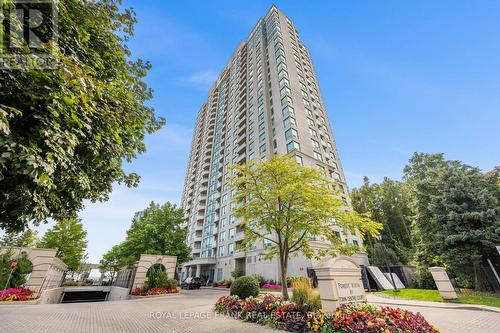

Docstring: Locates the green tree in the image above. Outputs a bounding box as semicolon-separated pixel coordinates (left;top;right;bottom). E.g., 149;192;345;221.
230;155;382;300
404;153;500;290
101;202;191;271
351;177;413;264
1;229;39;247
99;244;126;280
38;217;88;271
0;0;164;232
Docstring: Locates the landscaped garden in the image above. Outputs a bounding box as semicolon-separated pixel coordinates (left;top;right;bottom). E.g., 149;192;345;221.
376;288;500;308
215;276;439;333
0;250;36;302
130;264;179;296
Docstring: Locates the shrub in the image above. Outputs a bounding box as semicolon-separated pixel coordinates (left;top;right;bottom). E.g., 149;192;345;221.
253;274;264;286
146;265;168;289
0;251;33;288
225;279;233;288
287;276;307;287
231;276;260;299
291;279;321;311
231;267;245;279
416;266;437;290
165;278;178;290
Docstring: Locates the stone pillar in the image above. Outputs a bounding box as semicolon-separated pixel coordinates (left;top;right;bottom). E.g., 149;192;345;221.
429;267;457;300
313;256;366;311
195;264;201;278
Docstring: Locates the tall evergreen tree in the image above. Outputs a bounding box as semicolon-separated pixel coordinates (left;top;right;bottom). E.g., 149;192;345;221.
404;153;500;289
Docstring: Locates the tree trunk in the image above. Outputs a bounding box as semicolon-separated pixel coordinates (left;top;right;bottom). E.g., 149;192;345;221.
279;253;289;300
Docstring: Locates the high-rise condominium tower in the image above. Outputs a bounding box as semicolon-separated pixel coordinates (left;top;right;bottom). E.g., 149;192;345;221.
180;6;365;282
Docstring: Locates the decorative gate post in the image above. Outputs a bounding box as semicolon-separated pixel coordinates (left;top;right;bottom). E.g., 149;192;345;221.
313;256;366;311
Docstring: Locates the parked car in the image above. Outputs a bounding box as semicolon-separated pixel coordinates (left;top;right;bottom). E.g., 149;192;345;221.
181;277;202;290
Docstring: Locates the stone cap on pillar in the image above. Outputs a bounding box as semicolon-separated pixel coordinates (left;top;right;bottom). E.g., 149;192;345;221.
313;255;361;279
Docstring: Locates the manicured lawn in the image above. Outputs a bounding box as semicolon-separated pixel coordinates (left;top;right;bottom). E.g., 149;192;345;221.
454;294;500;308
377;289;443;302
375;288;500;308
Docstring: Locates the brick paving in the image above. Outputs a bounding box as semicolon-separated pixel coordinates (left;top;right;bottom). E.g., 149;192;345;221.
1;288;499;333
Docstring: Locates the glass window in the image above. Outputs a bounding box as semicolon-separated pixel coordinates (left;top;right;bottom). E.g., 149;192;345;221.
219;246;225;256
283;116;296;128
294;155;304;166
282;105;294;117
228;243;235;254
219;231;226;242
286;141;300;153
259;143;266;154
285;128;298;140
229;228;235;239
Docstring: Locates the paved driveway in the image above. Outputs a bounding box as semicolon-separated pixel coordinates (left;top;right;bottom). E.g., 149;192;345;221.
1;288;499;333
0;289;279;333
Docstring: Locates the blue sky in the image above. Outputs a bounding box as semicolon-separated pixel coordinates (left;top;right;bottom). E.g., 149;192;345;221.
36;1;500;263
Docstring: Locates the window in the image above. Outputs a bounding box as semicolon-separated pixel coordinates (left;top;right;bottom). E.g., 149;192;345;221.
219;231;226;242
283;116;296;128
282;105;294;117
314;151;322;161
285;128;298;140
259;143;267;154
218;246;225;256
307;118;315;127
309;128;317;137
228;243;235;254
229;228;235;239
294;155;303;166
280;86;291;98
287;141;300;153
259;132;266;142
281;96;292;107
311;139;320;150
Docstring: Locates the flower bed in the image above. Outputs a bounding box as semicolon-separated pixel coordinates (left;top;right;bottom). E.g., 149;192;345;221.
261;283;281;289
214;294;439;333
130;287;179;296
0;288;35;302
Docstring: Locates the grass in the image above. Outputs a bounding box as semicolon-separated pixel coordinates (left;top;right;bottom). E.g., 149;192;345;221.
375;288;500;308
377;289;443;302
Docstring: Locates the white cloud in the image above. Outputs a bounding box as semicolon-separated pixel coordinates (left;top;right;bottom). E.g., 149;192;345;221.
178;70;218;90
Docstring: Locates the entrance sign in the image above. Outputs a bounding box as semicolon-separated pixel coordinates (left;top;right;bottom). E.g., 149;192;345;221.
313;256;366;311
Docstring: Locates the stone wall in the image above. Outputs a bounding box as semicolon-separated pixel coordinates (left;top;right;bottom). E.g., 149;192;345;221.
131;254;177;290
0;247;68;296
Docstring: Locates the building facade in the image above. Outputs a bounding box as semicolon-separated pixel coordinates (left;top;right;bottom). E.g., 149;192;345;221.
180;6;366;283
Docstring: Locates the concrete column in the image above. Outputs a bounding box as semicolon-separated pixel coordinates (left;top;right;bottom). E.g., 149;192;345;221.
188;266;192;277
195;264;201;278
429;267;457;300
